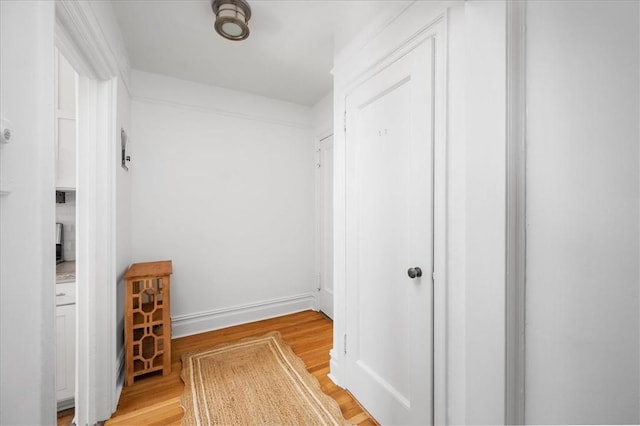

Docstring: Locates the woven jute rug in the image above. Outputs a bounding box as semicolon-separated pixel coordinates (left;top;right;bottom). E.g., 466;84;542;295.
180;331;352;426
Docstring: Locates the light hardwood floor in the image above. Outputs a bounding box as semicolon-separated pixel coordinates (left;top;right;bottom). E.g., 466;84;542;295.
58;310;376;426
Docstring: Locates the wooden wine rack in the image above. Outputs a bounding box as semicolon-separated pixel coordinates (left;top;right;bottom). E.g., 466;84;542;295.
124;260;172;386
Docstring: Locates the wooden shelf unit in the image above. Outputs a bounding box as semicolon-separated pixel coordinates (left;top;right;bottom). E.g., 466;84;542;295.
124;260;173;386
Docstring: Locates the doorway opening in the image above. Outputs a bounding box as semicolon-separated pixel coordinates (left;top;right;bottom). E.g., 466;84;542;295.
55;16;120;423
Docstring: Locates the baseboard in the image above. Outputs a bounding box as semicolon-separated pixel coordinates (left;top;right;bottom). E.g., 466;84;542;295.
57;397;74;412
327;372;341;388
114;345;125;412
329;348;344;388
171;293;316;338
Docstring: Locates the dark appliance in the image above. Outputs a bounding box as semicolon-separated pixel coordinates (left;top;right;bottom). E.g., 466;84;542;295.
56;223;64;264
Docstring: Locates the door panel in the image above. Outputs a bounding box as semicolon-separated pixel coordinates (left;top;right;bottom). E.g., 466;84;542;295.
318;136;334;318
56;303;76;403
345;40;434;425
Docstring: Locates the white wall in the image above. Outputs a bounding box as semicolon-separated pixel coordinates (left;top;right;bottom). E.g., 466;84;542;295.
312;90;333;136
526;1;640;423
0;1;57;424
130;71;316;337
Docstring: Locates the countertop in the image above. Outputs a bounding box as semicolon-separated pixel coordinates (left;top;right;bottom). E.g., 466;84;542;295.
56;261;75;284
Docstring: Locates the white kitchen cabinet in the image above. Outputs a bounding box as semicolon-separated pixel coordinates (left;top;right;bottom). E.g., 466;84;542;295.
56;282;75;409
55;50;76;190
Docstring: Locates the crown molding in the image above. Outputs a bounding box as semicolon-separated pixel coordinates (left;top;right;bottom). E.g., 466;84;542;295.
55;0;131;95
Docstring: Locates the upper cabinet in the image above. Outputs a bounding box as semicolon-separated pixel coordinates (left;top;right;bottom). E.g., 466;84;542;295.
56;51;76;190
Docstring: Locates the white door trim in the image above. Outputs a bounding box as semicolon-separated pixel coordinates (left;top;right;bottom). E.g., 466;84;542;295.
505;1;527;424
75;75;118;424
55;2;120;423
332;8;449;425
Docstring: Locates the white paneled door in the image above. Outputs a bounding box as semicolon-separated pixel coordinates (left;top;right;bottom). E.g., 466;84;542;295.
318;135;334;318
345;40;434;425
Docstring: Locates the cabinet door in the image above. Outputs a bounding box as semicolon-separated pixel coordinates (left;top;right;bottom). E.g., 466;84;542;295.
55;51;76;190
56;117;76;189
56;303;75;403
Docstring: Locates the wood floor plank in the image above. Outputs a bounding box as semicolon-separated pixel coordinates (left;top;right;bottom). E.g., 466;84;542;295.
59;310;378;426
56;408;74;426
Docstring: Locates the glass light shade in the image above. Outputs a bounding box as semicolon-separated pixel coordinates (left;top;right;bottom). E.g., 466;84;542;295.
221;22;243;37
212;0;251;41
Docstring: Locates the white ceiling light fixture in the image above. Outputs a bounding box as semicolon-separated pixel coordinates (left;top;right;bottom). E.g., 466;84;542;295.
211;0;251;41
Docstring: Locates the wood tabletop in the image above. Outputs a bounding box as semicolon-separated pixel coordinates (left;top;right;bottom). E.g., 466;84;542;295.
124;260;173;279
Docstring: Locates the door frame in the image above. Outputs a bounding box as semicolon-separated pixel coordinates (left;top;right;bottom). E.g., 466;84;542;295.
55;1;123;423
505;1;527;424
331;8;449;425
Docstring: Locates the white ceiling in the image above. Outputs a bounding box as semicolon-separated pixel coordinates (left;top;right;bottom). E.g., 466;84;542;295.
111;0;408;106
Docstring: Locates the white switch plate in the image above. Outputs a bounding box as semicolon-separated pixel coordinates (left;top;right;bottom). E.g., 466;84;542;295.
0;178;13;195
1;117;14;144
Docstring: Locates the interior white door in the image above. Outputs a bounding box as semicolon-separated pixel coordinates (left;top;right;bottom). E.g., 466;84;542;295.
318;135;334;318
345;40;434;425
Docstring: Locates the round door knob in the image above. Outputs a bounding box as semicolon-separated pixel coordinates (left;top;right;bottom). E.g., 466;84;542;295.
408;267;422;279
